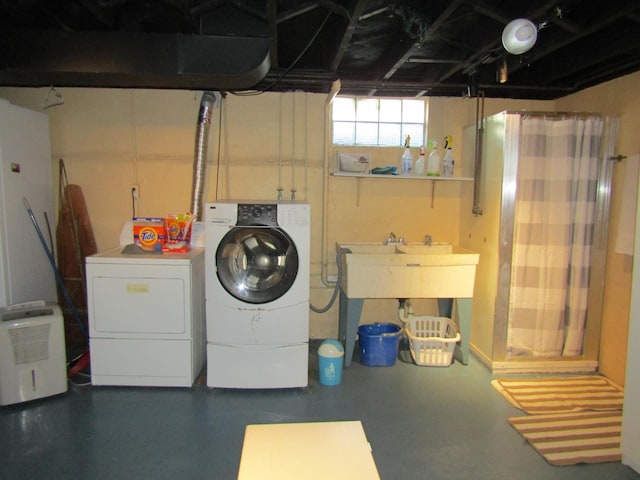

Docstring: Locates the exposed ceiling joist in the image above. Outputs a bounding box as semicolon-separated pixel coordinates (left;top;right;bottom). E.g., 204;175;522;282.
330;0;368;74
0;0;638;100
370;0;465;95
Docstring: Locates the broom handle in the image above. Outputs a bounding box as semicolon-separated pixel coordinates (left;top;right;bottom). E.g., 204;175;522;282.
23;197;89;343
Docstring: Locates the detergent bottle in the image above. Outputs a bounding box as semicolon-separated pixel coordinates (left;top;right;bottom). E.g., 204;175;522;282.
443;135;454;177
401;135;413;175
414;146;425;176
426;139;440;176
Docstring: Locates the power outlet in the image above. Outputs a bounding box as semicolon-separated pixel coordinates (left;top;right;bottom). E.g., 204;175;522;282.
131;184;140;200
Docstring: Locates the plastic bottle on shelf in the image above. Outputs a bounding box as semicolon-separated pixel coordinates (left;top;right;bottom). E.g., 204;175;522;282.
401;135;413;175
426;139;440;176
442;135;454;177
414;146;425;176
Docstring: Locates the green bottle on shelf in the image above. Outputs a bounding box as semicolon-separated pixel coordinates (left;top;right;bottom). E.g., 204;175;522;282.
426;139;440;176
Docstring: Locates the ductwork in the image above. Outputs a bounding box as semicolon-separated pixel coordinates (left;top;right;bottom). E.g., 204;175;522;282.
191;91;221;221
0;30;271;90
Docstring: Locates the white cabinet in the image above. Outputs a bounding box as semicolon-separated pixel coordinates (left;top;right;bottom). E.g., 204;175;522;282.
86;247;205;387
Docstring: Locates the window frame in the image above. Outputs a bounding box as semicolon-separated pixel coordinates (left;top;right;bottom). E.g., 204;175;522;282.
331;96;427;148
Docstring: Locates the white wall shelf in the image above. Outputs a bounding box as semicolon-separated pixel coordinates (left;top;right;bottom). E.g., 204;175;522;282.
331;171;474;181
330;172;473;207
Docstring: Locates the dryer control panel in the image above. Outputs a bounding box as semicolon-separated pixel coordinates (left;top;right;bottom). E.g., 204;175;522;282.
237;204;278;227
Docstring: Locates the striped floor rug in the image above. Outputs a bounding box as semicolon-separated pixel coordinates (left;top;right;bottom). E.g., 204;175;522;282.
508;410;623;466
492;376;624;414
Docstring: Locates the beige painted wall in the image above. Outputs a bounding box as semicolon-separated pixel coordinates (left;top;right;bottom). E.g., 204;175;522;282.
555;72;640;385
1;72;637;383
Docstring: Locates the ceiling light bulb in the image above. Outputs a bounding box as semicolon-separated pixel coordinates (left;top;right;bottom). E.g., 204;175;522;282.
502;18;538;55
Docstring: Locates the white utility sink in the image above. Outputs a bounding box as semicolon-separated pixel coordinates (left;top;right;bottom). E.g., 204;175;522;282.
336;242;479;299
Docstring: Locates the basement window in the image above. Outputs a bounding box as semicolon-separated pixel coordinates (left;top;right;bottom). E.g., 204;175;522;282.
332;97;426;147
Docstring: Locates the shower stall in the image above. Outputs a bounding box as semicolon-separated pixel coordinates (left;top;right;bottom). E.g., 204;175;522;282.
460;111;618;374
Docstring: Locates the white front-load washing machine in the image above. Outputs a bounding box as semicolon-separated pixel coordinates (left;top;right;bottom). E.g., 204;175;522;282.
205;201;310;388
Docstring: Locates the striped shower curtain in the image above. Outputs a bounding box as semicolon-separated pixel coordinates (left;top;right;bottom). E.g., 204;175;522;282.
506;115;603;357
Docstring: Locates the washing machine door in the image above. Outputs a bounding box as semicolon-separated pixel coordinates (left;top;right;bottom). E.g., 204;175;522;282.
216;226;299;304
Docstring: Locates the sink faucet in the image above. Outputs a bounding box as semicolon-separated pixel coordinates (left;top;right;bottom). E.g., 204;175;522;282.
424;235;432;246
385;232;405;245
385;232;396;245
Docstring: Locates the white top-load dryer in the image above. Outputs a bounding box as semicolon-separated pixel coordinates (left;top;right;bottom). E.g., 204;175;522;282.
205;201;310;388
86;247;205;387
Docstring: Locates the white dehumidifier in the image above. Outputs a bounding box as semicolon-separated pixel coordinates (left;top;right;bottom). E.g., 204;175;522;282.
0;301;67;406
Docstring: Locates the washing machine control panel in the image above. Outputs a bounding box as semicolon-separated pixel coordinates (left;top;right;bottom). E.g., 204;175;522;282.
237;203;278;226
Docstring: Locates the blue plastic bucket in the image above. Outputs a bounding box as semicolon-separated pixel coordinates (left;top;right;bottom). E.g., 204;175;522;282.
358;323;402;366
318;340;344;386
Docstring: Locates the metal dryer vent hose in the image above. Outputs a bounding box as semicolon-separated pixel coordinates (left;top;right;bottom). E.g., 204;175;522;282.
191;91;221;221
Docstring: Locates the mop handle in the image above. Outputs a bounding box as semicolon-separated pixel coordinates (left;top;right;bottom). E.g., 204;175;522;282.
23;198;59;271
23;197;89;342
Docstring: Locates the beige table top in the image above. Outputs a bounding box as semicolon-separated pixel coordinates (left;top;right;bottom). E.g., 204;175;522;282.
237;420;380;479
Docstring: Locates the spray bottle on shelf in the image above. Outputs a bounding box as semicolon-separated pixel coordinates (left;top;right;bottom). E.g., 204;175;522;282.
426;139;440;176
442;135;454;177
414;145;425;176
401;135;413;175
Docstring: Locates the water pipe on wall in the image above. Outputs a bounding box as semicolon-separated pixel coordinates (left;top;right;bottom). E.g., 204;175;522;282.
277;94;283;200
319;79;341;288
303;92;309;201
472;90;485;216
291;92;297;200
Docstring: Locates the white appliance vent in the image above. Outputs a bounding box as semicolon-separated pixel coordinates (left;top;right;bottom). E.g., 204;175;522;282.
8;324;50;364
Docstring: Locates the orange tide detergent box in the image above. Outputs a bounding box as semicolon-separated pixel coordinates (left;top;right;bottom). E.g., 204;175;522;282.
133;217;166;252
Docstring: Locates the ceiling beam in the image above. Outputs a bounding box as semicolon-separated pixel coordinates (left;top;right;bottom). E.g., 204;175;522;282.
382;0;464;81
472;4;510;24
368;0;465;95
330;0;368;73
315;1;351;20
78;0;115;28
513;24;640;86
508;6;640;77
277;3;319;24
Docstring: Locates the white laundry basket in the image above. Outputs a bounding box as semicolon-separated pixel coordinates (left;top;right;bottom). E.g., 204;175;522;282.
404;316;460;367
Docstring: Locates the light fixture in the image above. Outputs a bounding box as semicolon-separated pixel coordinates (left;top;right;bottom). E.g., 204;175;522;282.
502;18;538;55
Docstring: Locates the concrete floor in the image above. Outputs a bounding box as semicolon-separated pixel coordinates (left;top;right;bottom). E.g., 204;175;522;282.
1;343;638;480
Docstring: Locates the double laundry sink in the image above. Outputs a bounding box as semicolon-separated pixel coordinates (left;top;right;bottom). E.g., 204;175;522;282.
336;242;479;299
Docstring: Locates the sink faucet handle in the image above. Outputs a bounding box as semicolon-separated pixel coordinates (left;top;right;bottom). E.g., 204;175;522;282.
424;235;432;246
386;232;396;244
398;236;405;244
